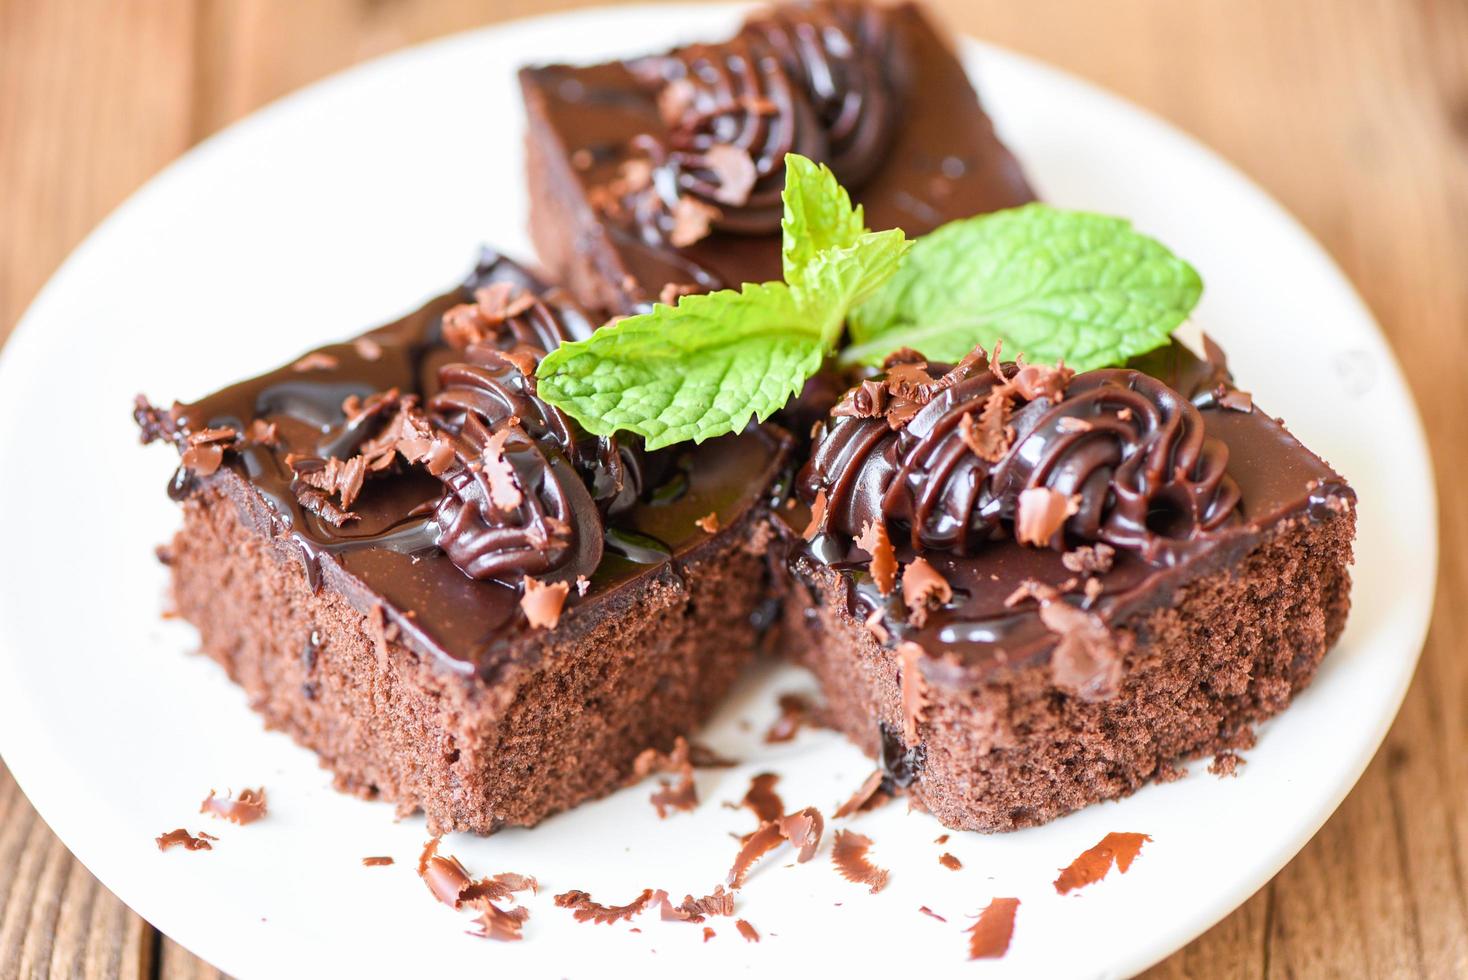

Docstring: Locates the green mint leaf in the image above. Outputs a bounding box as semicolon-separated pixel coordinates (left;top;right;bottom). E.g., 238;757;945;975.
781;154;911;346
538;153;908;449
844;203;1203;371
781;154;868;295
536;283;823;450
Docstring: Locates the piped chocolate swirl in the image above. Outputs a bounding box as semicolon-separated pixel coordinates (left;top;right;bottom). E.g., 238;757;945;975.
799;345;1243;565
615;0;908;239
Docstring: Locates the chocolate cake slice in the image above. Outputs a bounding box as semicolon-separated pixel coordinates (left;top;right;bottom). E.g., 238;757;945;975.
780;340;1356;831
519;0;1034;314
136;250;789;835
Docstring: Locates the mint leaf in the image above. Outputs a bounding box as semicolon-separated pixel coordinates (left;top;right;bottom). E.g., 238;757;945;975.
844;204;1202;371
781;154;868;293
538;153;907;449
537;283;822;450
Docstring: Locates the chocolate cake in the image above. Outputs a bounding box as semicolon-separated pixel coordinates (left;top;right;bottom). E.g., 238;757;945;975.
780;341;1355;830
519;0;1033;314
137;250;790;834
137;0;1356;839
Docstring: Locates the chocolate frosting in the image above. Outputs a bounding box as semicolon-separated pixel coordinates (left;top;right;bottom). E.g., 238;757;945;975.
799;346;1242;565
138;249;789;678
623;0;905;234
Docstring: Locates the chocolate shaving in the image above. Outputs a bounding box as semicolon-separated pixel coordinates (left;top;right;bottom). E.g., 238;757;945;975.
288;453;368;511
864;607;889;644
669;196;720;247
1014;487;1077;548
727;822;785;888
934;834;949;844
554;887;655;924
1053;832;1151;894
938;852;962;871
901;558;952;626
658;282;700;306
362;856;394;867
1062;543;1116;575
833;770;885;819
801;489;828;541
728;772;784;824
156;829;214;852
856;520;897;594
460;872;539;904
520;576;570;629
180;443;225;476
656;885;734;923
634;736;699;818
919;906;947;922
1218;387;1253;412
468;901;528;941
966;897;1020;959
701;144;758;206
687;743;738;768
898;642;928;745
246;418;279;446
831;830;889;893
200;787;267;825
703;926;716;942
694;511;720;533
418;838;474;907
735;919;760;943
353;337;383;361
765;693;821;744
777;807;826;863
479;427;524;511
1056;415;1093;433
292;351;339;373
1039;598;1123;701
972;387;1016;461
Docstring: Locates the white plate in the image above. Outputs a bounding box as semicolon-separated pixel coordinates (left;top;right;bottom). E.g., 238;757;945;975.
0;5;1436;978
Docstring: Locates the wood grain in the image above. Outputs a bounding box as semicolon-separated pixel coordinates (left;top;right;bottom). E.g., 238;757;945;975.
1;0;1464;976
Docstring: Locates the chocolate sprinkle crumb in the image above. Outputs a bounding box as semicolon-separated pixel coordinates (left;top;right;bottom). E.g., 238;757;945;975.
362;856;394;867
832;830;889;893
736;919;760;943
200;787;268;825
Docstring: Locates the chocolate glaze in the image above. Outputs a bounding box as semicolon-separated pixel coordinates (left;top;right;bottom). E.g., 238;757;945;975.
781;340;1355;687
519;0;1034;311
141;249;789;680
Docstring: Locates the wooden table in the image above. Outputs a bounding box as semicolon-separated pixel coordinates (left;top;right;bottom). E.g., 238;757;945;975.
2;1;1464;976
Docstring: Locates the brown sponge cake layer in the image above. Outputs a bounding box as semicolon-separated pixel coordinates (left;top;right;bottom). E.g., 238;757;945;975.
779;506;1355;832
170;477;777;836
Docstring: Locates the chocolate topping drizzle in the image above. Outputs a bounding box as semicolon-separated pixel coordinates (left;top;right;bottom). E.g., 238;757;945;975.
799;345;1243;564
617;0;906;238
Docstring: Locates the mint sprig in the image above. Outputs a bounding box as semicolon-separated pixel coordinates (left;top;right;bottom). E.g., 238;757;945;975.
537;155;910;449
844;204;1202;371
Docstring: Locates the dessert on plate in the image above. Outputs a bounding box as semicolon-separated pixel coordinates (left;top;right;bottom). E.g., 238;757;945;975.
136;0;1355;838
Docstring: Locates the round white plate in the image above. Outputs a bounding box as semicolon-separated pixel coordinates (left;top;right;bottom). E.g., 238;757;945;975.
0;5;1436;978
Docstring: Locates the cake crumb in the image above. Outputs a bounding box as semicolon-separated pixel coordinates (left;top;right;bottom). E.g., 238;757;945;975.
1209;750;1244;777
